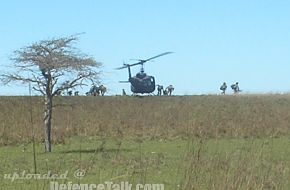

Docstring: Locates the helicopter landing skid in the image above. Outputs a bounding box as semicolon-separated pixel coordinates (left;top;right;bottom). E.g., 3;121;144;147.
132;93;155;97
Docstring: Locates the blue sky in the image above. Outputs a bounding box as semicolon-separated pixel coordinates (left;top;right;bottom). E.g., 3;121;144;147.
1;0;290;95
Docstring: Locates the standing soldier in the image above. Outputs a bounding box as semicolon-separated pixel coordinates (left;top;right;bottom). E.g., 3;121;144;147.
157;85;163;96
122;89;127;96
220;82;227;94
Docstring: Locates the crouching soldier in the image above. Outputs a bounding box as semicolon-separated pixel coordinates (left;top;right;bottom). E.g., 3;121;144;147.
231;82;241;94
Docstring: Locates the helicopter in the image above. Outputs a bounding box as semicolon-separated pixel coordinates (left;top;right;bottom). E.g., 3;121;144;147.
116;52;173;94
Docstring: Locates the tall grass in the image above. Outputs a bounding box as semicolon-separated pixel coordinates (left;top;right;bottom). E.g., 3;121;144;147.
1;95;290;145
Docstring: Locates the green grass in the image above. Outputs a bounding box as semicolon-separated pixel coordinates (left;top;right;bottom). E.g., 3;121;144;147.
1;136;290;190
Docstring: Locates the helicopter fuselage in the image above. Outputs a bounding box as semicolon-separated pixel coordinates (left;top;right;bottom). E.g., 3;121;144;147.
129;73;155;93
116;52;173;94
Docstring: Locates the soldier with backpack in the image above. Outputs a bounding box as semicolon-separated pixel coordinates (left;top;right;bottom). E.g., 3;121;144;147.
220;82;227;94
231;82;241;93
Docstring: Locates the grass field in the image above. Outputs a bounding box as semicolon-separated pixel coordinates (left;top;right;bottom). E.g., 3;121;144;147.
0;95;290;189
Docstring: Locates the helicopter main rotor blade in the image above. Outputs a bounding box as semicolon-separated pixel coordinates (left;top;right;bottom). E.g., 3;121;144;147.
116;52;173;69
129;59;143;61
129;52;173;67
116;64;129;70
119;81;130;83
144;52;173;62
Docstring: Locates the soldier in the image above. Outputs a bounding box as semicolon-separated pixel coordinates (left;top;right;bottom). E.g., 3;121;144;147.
122;89;127;96
89;84;94;94
99;85;107;96
89;84;99;96
166;85;174;96
157;85;163;96
56;90;62;96
163;89;168;96
67;90;73;96
74;91;79;96
220;82;227;94
231;82;240;93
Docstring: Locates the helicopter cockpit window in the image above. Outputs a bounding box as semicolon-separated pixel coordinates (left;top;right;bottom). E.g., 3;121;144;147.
142;79;150;86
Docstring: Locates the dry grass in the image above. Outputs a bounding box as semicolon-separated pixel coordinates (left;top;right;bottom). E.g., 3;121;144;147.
1;94;290;145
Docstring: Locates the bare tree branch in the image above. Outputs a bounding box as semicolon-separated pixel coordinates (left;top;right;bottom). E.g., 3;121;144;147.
32;86;45;95
0;34;102;152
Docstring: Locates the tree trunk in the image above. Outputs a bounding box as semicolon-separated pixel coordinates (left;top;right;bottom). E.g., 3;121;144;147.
44;95;53;152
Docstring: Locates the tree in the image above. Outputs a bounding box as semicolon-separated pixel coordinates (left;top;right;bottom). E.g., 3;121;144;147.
1;35;102;152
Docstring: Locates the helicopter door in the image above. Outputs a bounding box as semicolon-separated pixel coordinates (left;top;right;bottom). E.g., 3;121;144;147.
151;77;155;86
149;77;155;92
